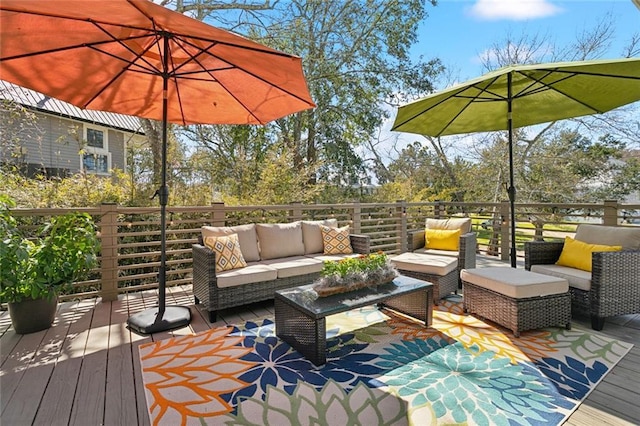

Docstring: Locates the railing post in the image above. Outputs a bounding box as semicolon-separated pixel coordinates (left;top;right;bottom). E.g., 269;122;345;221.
99;203;119;302
212;202;225;226
500;200;510;262
351;201;362;234
290;201;302;222
434;200;444;219
397;200;407;252
603;200;618;226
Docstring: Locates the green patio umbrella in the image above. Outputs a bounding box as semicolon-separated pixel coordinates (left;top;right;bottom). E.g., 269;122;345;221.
392;57;640;267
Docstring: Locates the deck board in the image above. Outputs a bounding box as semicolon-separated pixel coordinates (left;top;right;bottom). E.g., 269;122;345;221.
69;299;110;426
104;298;139;426
33;299;96;426
1;256;638;426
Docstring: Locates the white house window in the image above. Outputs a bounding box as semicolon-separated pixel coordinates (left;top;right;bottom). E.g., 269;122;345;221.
82;152;110;173
82;125;111;174
86;128;104;148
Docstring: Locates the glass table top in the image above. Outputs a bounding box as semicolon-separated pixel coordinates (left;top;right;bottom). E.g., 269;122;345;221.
275;274;432;318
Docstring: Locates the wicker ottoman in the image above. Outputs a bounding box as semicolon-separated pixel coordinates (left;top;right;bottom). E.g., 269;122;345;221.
461;267;571;337
391;252;458;304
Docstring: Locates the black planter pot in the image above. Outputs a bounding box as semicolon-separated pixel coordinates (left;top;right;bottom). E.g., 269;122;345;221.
8;296;58;334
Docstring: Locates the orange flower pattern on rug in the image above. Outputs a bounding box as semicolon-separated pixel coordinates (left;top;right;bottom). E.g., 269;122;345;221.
139;326;255;425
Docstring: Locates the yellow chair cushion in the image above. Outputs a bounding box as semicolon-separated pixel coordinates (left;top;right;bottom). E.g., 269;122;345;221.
556;236;622;272
204;233;247;272
321;225;353;254
425;228;460;251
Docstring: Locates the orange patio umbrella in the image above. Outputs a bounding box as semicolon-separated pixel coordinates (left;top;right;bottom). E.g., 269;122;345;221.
0;0;315;334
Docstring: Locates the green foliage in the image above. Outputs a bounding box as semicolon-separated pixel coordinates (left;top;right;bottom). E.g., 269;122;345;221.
246;148;322;205
321;252;390;278
520;130;635;203
0;168;133;208
380;141;468;202
0;195;100;303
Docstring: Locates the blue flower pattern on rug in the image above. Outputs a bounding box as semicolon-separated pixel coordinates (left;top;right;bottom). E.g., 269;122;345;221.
536;356;608;400
212;311;629;426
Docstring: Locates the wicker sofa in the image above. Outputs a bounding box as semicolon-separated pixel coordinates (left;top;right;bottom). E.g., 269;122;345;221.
525;224;640;331
192;220;370;322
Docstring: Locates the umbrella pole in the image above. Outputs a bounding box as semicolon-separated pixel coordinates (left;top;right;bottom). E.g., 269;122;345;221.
507;73;517;268
127;33;191;334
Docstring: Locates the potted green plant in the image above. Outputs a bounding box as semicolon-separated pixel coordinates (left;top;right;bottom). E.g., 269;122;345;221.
0;195;100;334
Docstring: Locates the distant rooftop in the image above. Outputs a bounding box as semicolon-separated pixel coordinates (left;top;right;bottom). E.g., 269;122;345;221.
0;80;144;135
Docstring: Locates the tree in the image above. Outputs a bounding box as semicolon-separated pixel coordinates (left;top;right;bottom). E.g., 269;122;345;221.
271;0;442;187
182;0;442;200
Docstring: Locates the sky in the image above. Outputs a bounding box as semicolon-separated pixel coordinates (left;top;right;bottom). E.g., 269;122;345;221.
412;0;639;83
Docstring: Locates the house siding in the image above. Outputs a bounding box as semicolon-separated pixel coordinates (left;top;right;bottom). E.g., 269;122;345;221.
108;129;126;171
1;108;139;176
1;80;143;176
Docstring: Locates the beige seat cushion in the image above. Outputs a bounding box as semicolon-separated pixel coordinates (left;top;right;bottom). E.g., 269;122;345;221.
426;218;472;234
255;222;305;260
460;267;568;299
216;263;278;288
260;256;324;278
531;264;592;291
575;224;640;249
202;224;260;262
302;219;338;254
391;252;458;276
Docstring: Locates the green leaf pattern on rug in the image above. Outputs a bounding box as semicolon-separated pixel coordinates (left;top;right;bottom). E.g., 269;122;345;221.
221;380;416;426
548;329;630;364
353;324;389;344
378;343;558;425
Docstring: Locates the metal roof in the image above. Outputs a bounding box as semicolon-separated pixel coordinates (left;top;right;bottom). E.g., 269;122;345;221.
0;80;144;134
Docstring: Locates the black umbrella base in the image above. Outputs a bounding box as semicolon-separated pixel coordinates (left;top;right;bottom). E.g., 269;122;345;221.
127;306;191;334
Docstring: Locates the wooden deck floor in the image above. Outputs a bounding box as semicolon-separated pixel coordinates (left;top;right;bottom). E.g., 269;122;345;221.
2;256;639;426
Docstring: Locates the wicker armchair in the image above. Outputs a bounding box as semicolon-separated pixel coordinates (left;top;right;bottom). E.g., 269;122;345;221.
525;227;640;331
406;228;477;287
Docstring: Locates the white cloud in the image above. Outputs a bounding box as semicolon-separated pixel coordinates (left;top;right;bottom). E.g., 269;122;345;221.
468;0;563;21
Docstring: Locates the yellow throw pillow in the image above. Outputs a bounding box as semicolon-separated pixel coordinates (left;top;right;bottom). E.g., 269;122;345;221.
204;233;247;272
425;228;460;251
321;225;353;254
556;236;622;272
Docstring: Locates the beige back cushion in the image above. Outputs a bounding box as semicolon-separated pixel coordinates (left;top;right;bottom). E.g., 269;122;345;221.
426;218;472;234
202;224;260;262
256;221;305;260
575;224;640;249
302;219;338;254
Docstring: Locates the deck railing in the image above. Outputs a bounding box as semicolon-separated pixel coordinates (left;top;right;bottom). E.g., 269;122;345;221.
6;199;639;303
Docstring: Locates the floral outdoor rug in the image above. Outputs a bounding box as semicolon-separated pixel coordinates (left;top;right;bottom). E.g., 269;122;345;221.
139;297;632;425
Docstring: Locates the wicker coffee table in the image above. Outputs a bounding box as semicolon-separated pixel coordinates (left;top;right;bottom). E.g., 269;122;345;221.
275;275;433;365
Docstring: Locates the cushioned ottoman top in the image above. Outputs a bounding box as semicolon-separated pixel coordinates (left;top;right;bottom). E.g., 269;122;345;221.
461;267;568;299
391;252;458;276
